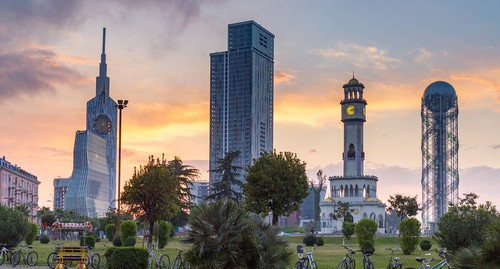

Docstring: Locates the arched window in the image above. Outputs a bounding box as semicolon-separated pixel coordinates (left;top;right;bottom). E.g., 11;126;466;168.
355;185;359;197
333;186;337;198
348;144;355;158
362;213;368;219
366;185;371;198
378;214;384;228
340;185;344;198
345;185;349;197
370;212;376;221
350;185;354;197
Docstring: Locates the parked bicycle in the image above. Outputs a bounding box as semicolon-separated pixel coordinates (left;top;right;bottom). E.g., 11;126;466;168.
294;245;318;269
10;243;38;267
170;249;190;269
336;245;356;269
359;249;374;269
0;243;12;266
99;243;110;269
386;248;402;269
415;250;451;269
85;245;101;269
148;247;169;269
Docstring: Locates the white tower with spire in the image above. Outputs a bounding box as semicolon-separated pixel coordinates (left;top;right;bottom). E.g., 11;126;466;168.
320;75;385;233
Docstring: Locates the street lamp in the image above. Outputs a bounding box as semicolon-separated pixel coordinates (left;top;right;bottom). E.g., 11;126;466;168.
115;99;128;235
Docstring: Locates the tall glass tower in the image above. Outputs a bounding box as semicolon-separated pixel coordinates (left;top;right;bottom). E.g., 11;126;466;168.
421;81;459;233
209;21;274;195
65;28;117;217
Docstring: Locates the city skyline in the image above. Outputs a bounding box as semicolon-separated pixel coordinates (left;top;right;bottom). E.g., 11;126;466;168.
0;1;498;210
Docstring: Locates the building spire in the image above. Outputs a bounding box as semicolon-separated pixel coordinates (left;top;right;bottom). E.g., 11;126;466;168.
96;27;109;97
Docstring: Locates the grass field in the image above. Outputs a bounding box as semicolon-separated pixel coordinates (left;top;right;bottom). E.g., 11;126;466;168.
14;235;441;268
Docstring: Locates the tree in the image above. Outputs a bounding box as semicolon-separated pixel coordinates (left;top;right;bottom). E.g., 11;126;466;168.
355;218;378;254
310;170;327;232
244;151;309;225
207;150;244;201
399;218;421;255
434;193;499;253
121;156;180;250
37;206;56;232
0;204;30;247
166;156;200;227
386;194;420;220
183;199;292;268
120;220;138;245
330;201;354;222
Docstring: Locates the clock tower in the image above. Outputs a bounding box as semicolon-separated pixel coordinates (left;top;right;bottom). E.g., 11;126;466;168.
86;28;117;204
340;76;367;176
319;75;385;233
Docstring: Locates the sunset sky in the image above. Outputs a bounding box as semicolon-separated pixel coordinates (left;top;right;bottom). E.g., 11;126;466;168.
1;1;498;210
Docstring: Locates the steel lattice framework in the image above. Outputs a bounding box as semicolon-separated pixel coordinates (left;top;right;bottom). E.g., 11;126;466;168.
421;82;459;233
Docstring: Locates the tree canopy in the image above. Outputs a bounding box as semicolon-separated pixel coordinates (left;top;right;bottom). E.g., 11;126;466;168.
386;194;420;220
121;155;180;249
207;150;244;201
244;151;309;225
0;204;30;247
330;201;354;223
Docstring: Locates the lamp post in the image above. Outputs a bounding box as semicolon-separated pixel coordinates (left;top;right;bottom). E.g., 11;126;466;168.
115;99;128;235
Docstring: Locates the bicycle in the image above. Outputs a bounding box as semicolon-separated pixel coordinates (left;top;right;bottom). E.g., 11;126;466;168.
148;248;169;269
294;245;318;269
10;243;38;267
99;243;110;269
415;250;451;269
359;249;374;269
0;243;12;265
336;245;356;269
386;248;402;269
85;245;101;269
170;249;190;269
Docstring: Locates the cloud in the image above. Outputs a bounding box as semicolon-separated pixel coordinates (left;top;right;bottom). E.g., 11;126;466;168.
491;145;500;150
414;48;432;64
451;73;499;89
312;42;400;71
275;70;296;85
0;49;85;100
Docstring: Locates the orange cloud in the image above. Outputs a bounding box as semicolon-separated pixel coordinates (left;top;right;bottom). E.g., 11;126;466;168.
274;70;296;84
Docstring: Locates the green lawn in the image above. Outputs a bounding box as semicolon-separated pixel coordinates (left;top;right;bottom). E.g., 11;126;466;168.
22;235;440;268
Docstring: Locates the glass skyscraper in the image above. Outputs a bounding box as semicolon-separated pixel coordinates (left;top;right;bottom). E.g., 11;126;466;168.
64;28;117;217
209;21;274;193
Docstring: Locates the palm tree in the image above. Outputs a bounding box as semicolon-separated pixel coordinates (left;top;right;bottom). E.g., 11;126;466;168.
207;150;244;201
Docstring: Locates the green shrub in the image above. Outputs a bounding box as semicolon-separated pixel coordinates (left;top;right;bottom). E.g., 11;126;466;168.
342;222;355;240
354;219;378;253
316;237;324;246
25;223;39;245
80;235;96;248
112;235;122;247
360;240;375;255
95;237;101;242
302;234;317;246
105;224;116;242
420;239;432;251
120;220;137;246
0;205;30;247
40;235;50;244
154;221;171;249
400;218;421;255
124;236;136;247
104;247;148;269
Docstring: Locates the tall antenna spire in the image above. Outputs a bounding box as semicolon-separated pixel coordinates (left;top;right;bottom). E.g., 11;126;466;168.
96;27;109;97
102;27;106;54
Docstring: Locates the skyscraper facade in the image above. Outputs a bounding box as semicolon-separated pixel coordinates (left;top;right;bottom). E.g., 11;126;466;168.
64;28;117;217
53;177;70;210
320;76;385;233
421;81;459;233
209;21;274;192
65;131;110;217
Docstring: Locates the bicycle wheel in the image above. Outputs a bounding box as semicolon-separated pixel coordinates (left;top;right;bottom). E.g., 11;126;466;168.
295;261;304;269
100;255;107;269
394;264;403;269
0;253;7;265
159;254;170;269
171;257;182;269
366;260;375;269
10;251;21;266
311;261;318;269
335;260;349;269
91;253;100;269
27;251;38;266
350;258;356;269
47;252;58;269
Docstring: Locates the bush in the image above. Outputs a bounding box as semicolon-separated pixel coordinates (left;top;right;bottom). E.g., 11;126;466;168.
40;235;50;244
302;234;317;246
420;239;432;251
154;221;171;249
25;222;39;245
355;219;378;253
400;218;421;255
342;222;355;240
104;247;148;269
96;237;101;242
0;205;30;247
112;235;122;247
105;224;116;242
359;240;375;255
316;237;324;246
80;235;96;248
120;220;137;246
124;236;136;247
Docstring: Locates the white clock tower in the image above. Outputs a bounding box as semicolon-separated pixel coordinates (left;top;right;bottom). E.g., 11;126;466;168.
320;75;386;233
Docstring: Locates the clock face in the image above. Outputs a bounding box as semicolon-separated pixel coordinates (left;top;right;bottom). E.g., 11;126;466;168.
93;114;112;135
346;105;356;116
